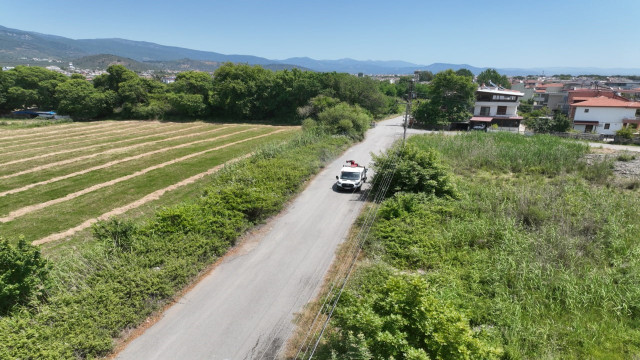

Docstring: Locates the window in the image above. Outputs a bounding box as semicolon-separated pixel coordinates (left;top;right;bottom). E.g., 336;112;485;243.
480;107;490;116
497;106;507;115
584;108;589;113
604;123;610;129
492;95;516;101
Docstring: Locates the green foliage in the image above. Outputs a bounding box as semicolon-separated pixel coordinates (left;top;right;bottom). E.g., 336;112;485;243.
92;218;138;252
315;101;372;140
319;270;503;360
2;63;392;122
413;70;476;126
525;108;573;133
0;132;353;359
56;79;116;120
358;133;640;358
0;238;49;315
476;68;511;89
455;68;474;79
616;126;634;140
410;131;593;176
371;143;457;198
415;70;434;82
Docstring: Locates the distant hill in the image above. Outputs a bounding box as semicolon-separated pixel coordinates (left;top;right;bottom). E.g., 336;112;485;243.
2;25;640;76
74;54;158;72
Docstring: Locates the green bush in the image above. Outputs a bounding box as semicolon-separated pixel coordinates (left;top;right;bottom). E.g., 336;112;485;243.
0;238;49;315
318;270;503;360
316;102;371;140
371;143;457;198
616;126;634;140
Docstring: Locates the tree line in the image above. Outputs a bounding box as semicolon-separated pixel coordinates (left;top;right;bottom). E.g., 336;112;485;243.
0;63;393;122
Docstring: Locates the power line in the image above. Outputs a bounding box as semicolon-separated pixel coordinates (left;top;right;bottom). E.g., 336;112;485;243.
293;137;404;359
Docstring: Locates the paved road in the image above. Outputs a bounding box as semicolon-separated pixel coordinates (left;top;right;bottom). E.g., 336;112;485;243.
587;141;640;152
117;117;421;360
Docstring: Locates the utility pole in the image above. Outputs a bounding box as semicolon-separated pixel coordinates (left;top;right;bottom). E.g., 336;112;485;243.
403;78;415;146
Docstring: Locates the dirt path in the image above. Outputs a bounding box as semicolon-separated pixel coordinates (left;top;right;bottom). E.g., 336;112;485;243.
32;154;254;246
0;123;209;166
0;127;256;197
1;129;286;223
0;121;177;157
0;124;238;180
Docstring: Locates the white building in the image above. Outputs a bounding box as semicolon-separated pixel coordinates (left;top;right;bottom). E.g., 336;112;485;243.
570;96;640;135
470;86;525;129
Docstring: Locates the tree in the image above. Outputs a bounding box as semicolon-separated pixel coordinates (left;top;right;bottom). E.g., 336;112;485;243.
413;69;476;126
455;68;474;79
415;70;434;82
0;70;16;113
56;79;116;120
476;68;511;89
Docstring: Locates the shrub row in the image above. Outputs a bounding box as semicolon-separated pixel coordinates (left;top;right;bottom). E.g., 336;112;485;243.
0;131;352;359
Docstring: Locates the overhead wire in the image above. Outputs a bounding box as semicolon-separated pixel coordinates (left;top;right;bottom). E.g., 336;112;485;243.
293;129;405;359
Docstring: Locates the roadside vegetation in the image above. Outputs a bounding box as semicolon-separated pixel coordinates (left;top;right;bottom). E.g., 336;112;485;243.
313;132;640;359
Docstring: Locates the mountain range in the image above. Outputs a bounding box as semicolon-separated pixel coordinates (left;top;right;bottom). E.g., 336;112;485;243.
1;25;639;76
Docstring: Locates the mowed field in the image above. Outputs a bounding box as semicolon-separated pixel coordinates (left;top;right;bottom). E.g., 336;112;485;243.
0;120;298;245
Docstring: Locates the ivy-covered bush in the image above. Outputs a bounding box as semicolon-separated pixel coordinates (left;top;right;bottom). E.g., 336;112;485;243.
371;143;457;198
0;238;49;315
318;268;503;360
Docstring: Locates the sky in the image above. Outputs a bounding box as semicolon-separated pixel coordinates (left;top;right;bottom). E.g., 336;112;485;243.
1;0;639;69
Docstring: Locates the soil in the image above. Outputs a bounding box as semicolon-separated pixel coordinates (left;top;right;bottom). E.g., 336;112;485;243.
584;149;640;177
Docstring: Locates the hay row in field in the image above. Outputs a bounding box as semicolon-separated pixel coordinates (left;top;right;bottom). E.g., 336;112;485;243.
0;123;211;166
0;121;177;156
0;120;143;143
0;124;233;179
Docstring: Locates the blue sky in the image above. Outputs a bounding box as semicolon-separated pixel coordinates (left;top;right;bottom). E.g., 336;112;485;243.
1;0;639;69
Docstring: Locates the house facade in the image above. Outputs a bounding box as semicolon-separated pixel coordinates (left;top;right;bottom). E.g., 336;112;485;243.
470;86;524;129
570;96;640;135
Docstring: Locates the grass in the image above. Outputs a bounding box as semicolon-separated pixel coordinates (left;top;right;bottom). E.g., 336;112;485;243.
312;131;640;359
0;117;73;129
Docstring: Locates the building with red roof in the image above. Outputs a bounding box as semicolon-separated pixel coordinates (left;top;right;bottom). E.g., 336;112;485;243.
570;96;640;135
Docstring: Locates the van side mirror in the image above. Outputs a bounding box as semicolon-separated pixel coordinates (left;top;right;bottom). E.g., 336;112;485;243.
336;175;339;180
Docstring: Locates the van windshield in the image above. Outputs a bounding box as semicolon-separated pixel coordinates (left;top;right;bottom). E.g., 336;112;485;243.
340;171;360;180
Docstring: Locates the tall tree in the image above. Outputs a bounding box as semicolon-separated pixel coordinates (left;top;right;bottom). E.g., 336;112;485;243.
455;68;474;79
476;68;511;89
56;79;116;120
413;69;476;126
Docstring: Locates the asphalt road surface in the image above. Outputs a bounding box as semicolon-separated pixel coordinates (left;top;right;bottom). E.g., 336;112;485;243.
117;117;424;360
